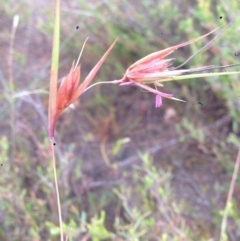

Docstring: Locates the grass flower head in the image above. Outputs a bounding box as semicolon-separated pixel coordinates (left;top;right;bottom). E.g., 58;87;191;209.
116;29;240;107
48;39;117;139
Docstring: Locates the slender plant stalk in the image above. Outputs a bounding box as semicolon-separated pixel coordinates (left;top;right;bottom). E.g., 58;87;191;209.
48;0;60;141
220;145;240;240
48;0;63;240
51;143;63;241
8;15;19;161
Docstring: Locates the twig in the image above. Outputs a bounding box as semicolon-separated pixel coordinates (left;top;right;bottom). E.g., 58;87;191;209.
220;145;240;240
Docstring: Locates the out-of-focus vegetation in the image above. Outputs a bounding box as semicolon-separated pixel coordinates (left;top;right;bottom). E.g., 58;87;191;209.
1;0;240;240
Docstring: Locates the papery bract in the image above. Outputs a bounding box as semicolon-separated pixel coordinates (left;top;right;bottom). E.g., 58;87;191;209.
115;29;240;107
48;39;117;139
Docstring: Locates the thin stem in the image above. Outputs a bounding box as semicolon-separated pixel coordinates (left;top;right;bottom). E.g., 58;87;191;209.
48;0;64;238
83;79;121;93
8;15;19;162
51;143;64;241
48;0;61;140
220;145;240;241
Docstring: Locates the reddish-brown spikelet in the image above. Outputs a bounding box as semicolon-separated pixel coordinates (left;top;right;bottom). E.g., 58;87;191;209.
49;39;117;139
56;64;80;118
116;29;224;107
121;29;217;83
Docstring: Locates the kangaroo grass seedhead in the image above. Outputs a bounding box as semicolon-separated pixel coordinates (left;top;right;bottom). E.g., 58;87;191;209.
48;38;118;139
116;26;240;107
